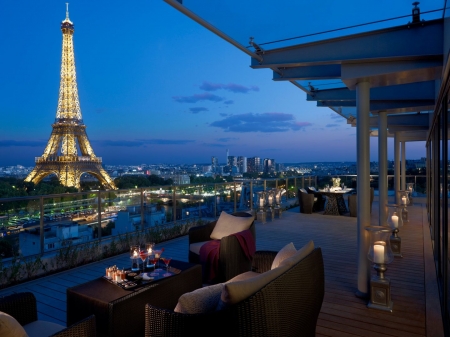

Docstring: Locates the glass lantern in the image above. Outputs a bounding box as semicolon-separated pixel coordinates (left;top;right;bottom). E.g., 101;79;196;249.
366;226;394;266
130;245;140;271
386;204;403;257
257;191;266;211
146;242;155;268
365;226;394;312
398;190;410;206
274;188;282;207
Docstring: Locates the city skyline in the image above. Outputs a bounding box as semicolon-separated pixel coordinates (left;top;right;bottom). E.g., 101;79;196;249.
0;1;429;166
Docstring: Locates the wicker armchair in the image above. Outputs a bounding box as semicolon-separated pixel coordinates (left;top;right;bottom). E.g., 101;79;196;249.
298;188;314;214
188;212;255;282
348;187;374;217
0;292;96;337
306;187;326;212
145;248;324;337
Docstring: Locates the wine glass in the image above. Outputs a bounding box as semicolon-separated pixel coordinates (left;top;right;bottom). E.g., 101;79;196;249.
139;249;148;273
149;256;159;276
161;257;172;277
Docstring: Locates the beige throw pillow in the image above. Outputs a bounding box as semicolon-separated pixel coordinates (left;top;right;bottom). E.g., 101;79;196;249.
271;242;297;269
210;211;253;240
0;311;28;337
174;283;224;314
279;240;314;268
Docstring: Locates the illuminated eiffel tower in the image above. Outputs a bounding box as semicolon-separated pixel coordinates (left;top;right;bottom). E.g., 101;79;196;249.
25;5;116;190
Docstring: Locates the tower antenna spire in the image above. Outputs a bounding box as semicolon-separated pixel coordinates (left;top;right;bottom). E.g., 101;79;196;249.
66;3;69;20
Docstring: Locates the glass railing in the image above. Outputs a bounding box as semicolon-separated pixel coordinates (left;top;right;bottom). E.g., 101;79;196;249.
0;174;426;288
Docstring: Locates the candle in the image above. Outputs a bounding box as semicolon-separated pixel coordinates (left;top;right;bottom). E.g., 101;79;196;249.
259;198;264;207
401;196;407;205
148;248;152;254
374;243;385;264
268;196;273;204
133;251;137;258
276;194;280;203
391;214;398;228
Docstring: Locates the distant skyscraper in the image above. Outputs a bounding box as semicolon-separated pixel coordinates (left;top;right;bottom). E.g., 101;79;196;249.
263;158;276;174
25;5;115;189
237;156;247;173
227;156;237;167
211;156;219;173
247;157;261;173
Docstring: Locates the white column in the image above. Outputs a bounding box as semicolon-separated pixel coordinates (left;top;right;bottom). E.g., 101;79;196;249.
356;81;371;298
394;133;400;204
378;112;388;226
401;141;406;191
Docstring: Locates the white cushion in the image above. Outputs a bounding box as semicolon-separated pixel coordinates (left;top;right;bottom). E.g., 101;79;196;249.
271;242;297;270
23;320;65;337
189;241;210;255
219;240;315;308
0;311;28;337
174;283;224;314
299;188;307;193
210;211;253;240
279;240;314;268
226;271;259;282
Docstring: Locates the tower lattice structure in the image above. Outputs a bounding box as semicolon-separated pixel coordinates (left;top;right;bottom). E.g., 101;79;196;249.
25;6;116;190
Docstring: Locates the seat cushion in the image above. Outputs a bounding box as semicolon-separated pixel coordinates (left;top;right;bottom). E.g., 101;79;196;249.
23;320;65;337
271;242;297;270
226;271;259;282
219;263;291;307
299;188;308;193
189;241;210;255
174;283;224;314
210;211;253;240
279;240;314;268
0;311;28;337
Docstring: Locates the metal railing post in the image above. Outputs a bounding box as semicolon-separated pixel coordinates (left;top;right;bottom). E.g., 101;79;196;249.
97;191;102;241
40;196;44;255
172;187;176;223
140;188;144;230
234;182;237;213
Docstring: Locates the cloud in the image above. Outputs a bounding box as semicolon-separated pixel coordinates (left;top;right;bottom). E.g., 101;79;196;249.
210;113;312;133
200;81;259;94
216;137;239;143
325;124;339;128
0;140;47;147
93;139;195;147
224;100;234;105
219;113;228;117
189;107;209;114
173;92;224;103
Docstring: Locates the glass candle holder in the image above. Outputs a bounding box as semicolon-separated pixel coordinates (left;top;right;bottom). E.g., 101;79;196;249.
257;191;266;212
146;242;155;268
130;245;140;271
366;226;394;267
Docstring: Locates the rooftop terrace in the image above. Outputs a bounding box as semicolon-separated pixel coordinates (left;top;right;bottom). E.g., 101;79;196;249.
0;197;442;336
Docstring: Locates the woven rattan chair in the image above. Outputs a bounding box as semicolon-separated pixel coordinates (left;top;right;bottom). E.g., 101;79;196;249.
0;292;96;337
298;188;314;214
188;212;255;282
145;248;324;337
348;187;374;217
306;187;326;212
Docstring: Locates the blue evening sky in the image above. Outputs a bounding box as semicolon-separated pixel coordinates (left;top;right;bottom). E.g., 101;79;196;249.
0;1;439;166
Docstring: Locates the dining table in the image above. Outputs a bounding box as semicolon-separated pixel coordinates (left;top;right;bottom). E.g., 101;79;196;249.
315;188;354;215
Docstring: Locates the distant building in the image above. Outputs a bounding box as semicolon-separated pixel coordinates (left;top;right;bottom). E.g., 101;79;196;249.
276;163;285;172
172;175;190;185
263;158;275;174
237;156;247;173
211;156;219;173
247;157;261;173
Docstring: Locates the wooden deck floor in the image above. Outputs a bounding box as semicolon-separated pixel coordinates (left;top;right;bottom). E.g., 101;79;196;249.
0;199;443;336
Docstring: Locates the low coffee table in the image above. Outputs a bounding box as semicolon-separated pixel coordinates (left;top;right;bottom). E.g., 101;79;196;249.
67;260;202;337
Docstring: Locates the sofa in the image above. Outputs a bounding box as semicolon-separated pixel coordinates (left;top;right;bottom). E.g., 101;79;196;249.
0;292;96;337
188;211;256;282
145;243;324;337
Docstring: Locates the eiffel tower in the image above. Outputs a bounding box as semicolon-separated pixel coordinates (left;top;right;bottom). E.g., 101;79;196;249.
25;5;116;190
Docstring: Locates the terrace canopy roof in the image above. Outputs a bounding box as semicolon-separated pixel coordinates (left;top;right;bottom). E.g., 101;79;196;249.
164;0;448;140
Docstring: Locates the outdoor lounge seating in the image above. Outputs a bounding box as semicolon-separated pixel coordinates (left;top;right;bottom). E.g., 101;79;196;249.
188;211;255;282
306;187;326;212
348;187;374;217
298;188;314;214
0;292;96;337
145;245;324;337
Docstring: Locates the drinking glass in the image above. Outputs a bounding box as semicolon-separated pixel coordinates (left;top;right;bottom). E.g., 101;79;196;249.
153;249;163;271
146;242;155;268
149;256;159;276
161;257;172;277
139;249;148;273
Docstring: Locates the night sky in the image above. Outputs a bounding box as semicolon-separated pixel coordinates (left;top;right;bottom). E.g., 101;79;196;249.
0;0;440;166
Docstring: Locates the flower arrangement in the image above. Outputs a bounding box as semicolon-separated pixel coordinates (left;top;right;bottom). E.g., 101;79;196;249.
332;177;341;188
